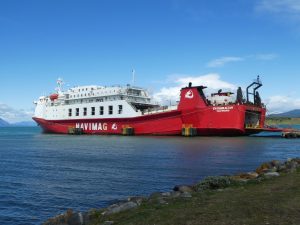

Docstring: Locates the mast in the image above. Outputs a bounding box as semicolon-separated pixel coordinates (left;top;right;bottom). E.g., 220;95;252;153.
55;78;64;94
132;69;135;86
246;75;262;104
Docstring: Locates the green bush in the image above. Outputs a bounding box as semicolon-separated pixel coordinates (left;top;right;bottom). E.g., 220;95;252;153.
194;176;232;191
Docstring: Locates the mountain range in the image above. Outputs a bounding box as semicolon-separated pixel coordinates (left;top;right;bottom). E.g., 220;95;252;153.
268;109;300;118
0;118;10;127
0;118;36;127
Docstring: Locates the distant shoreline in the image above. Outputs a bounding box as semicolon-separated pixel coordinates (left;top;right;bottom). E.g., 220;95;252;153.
0;124;37;127
0;118;36;127
266;117;300;126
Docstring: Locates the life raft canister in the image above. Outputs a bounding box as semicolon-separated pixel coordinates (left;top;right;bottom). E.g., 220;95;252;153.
50;93;59;101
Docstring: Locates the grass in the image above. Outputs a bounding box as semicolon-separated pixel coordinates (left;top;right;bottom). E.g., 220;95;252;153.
92;169;300;225
266;117;300;126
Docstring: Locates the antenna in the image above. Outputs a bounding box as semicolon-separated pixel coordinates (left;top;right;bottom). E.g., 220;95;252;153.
55;78;64;94
131;69;135;86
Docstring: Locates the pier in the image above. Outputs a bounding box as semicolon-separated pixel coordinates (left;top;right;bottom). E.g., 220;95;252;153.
282;130;300;138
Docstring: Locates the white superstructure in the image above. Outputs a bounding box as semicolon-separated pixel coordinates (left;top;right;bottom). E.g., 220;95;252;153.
34;79;159;121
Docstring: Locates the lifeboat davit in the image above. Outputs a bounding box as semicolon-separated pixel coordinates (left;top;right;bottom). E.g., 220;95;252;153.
50;93;59;101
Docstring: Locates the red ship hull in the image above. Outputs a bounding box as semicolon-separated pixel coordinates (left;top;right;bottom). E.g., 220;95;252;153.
33;105;266;136
33;85;268;136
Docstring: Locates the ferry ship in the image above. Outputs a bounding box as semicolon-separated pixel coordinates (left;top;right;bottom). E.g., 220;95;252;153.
33;76;269;136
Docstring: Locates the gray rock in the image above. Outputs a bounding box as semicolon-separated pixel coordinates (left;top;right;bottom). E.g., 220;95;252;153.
237;172;259;179
180;192;192;198
264;172;280;178
230;175;249;183
157;198;168;204
173;185;194;193
247;172;259;178
277;164;287;172
285;161;298;173
127;196;145;206
101;221;114;225
161;192;172;197
42;210;89;225
291;158;300;164
149;192;162;199
102;201;138;216
263;168;278;173
170;191;181;198
67;212;83;225
271;160;281;168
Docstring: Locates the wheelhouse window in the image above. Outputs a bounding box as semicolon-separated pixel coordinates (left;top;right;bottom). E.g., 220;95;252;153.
99;106;104;115
68;108;72;117
91;107;95;115
76;108;79;116
118;105;123;114
109;105;113;115
83;107;87;116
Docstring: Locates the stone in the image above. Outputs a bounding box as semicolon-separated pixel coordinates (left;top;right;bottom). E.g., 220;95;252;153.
42;209;90;225
173;185;194;193
170;191;181;198
277;164;287;172
263;168;277;173
161;192;171;197
271;160;281;168
263;172;280;178
284;161;298;173
157;198;168;204
101;221;114;225
180;192;192;198
238;172;259;179
291;158;300;164
149;192;162;199
230;176;249;183
255;162;273;174
102;201;138;216
127;196;145;206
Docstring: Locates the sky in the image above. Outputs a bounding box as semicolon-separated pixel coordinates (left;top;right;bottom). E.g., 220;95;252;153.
1;0;300;122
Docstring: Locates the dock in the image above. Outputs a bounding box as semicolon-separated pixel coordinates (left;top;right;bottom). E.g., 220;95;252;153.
250;127;300;138
282;130;300;138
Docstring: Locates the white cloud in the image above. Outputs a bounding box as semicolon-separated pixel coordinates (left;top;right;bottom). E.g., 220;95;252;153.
257;0;300;14
264;95;300;114
207;57;244;68
0;103;33;123
207;53;278;68
153;73;237;104
255;53;278;60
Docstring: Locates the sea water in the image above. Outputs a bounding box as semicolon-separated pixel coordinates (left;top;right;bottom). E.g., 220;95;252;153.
0;126;300;225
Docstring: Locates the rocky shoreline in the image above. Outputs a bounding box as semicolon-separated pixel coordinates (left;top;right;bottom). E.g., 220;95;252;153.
43;157;300;225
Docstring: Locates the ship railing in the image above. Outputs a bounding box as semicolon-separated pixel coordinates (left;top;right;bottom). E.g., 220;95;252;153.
143;105;178;115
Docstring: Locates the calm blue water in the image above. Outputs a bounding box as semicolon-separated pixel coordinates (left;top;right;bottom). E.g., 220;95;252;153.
1;126;300;225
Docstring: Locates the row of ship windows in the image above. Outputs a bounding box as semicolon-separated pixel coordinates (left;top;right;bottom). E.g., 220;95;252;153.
68;90;119;98
67;96;124;102
68;105;123;117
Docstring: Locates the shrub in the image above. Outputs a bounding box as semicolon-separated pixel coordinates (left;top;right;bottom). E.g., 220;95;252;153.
194;176;231;192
